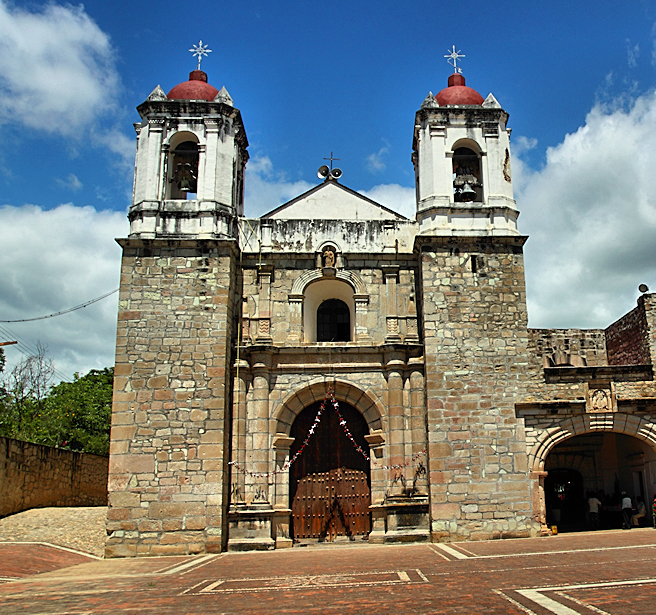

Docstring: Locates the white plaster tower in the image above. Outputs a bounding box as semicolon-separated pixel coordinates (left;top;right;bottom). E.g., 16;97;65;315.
128;52;248;239
413;56;517;236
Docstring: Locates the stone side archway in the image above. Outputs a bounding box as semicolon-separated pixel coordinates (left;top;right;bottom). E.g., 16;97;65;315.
527;412;656;532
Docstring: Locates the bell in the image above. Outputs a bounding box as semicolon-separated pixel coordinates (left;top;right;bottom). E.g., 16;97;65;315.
179;177;192;191
461;182;476;201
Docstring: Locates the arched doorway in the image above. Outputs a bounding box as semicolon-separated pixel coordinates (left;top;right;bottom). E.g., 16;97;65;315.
289;400;371;541
544;432;656;531
544;468;584;530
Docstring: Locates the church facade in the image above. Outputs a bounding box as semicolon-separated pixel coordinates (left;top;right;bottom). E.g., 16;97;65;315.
105;67;656;557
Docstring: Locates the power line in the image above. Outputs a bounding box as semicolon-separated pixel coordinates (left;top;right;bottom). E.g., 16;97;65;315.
0;323;72;383
0;288;119;323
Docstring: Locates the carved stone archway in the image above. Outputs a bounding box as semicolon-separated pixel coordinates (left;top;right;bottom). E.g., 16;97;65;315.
269;378;386;545
527;412;656;532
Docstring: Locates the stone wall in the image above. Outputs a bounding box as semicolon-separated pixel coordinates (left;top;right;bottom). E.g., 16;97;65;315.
0;437;108;517
240;253;419;345
419;236;538;541
528;328;607;368
106;239;239;557
606;300;650;366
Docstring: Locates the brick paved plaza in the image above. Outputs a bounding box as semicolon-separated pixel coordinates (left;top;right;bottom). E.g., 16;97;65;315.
1;529;656;614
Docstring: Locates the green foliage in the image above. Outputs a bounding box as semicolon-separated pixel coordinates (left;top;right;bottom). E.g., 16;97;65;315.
40;368;114;456
0;356;113;457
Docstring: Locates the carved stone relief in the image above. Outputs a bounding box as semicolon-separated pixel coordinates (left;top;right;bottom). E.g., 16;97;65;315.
585;381;616;413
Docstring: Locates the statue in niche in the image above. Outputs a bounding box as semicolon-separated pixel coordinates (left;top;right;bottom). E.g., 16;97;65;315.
591;389;610;411
322;246;336;268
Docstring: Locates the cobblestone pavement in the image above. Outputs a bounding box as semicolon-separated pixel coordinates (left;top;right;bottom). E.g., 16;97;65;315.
0;507;107;558
1;526;656;614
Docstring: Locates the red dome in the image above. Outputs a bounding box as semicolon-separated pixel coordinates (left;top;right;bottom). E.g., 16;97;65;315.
435;73;484;106
167;70;219;101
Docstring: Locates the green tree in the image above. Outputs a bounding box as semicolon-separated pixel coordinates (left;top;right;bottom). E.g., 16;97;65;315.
41;367;114;456
0;345;113;456
0;343;54;442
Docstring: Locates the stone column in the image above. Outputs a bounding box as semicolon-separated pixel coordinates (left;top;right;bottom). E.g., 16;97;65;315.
202;118;220;200
230;360;249;505
256;266;273;343
196;143;207;201
479;150;489;204
146;118;164;201
383;266;401;342
260;219;272;249
272;435;294;549
354;295;370;342
248;351;272;504
530;470;549;534
158;143;169;203
385;348;406;492
287;294;303;343
409;364;427;493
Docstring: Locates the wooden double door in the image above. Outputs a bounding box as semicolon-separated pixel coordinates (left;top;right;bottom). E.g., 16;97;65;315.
289;400;371;541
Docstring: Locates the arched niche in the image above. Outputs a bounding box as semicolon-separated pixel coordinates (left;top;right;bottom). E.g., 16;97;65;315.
451;138;483;203
167;131;200;199
317;298;350;342
304;278;354;342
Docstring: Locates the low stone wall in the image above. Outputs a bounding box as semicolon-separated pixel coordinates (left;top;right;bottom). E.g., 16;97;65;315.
0;437;108;517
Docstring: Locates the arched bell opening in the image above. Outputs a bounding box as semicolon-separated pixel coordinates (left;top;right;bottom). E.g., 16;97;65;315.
452;146;482;203
289;400;371;542
168;132;200;199
544;432;656;532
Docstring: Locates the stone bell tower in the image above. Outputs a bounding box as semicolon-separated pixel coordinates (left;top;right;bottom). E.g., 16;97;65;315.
106;59;247;557
413;61;539;541
129;68;248;238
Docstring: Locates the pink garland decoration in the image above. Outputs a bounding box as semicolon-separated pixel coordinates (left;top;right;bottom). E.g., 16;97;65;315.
229;387;426;478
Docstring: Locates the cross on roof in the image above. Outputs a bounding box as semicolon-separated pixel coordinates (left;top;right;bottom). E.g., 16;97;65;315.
444;45;465;74
189;40;212;70
323;151;340;171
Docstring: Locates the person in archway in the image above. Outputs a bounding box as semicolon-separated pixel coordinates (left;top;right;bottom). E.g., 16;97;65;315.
652;494;656;528
587;492;601;530
621;492;633;529
632;496;646;527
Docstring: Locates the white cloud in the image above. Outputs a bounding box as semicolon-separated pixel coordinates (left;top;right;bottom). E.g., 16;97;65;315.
516;90;656;329
244;155;313;217
244;154;415;219
55;173;82;192
0;204;126;380
359;184;415;219
366;147;389;173
0;1;120;137
626;39;640;68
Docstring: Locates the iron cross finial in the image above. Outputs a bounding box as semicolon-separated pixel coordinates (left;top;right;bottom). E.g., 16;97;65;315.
189;40;212;71
323;151;340;171
445;45;465;74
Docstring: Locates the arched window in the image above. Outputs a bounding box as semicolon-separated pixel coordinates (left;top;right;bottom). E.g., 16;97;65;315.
168;138;199;199
317;299;350;342
453;147;482;202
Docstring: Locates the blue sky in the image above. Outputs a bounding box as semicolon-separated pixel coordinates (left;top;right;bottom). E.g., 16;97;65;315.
2;0;656;380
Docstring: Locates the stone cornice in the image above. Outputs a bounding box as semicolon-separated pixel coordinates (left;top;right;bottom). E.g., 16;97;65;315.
116;237;239;257
414;234;528;250
543;364;653;384
235;342;424;374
